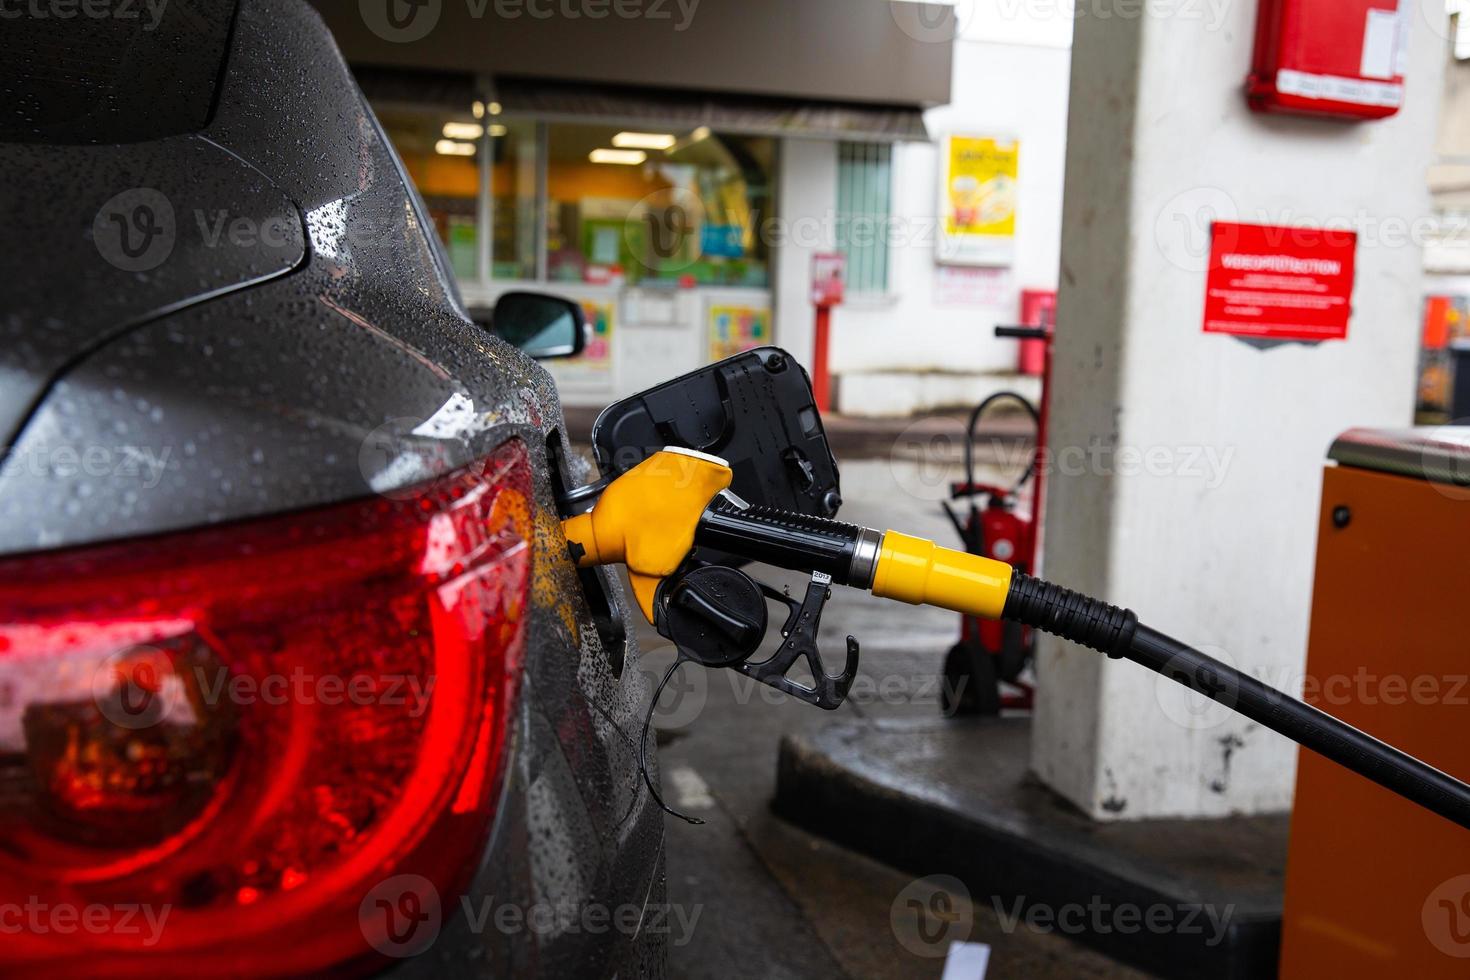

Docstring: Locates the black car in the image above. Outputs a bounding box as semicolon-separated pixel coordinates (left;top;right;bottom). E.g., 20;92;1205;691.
0;2;664;975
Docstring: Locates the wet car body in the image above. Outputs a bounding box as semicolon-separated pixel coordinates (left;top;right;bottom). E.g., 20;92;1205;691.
0;1;663;975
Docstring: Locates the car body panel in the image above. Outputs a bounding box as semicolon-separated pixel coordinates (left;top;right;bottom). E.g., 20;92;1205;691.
0;0;665;973
0;136;305;453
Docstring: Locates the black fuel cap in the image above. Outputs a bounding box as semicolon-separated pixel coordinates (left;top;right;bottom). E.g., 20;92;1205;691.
662;566;768;669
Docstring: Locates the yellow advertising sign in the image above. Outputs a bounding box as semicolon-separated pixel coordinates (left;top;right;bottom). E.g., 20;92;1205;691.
940;136;1018;266
548;297;615;389
707;303;770;363
576;299;614;371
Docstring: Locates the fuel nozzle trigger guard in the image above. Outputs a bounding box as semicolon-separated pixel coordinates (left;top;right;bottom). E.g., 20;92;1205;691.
657;566;859;711
748;571;859;711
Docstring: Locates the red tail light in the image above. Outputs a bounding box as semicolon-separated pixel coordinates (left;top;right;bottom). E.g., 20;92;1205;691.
0;439;534;976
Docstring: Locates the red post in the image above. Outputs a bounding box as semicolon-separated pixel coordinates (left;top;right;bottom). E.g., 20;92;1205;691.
812;304;832;413
809;252;845;414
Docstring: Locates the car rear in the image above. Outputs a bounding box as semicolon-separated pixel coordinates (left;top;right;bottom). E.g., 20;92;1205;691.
0;1;664;975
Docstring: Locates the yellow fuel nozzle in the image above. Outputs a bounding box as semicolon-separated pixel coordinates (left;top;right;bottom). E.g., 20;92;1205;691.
560;446;1014;626
561;448;733;622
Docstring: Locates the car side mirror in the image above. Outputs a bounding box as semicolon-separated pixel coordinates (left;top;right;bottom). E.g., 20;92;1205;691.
473;291;586;359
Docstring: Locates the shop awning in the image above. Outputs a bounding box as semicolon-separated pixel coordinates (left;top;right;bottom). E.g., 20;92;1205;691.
492;77;929;143
353;69;929;142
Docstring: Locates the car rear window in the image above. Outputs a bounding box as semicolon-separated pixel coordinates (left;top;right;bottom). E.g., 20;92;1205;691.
0;0;238;145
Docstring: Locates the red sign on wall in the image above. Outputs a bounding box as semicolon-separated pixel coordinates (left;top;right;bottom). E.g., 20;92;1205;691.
1203;221;1357;341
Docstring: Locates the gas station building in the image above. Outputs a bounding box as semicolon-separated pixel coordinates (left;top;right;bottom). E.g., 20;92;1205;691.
315;0;1072;414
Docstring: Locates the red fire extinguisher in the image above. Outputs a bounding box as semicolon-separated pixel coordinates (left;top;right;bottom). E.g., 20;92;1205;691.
940;317;1054;716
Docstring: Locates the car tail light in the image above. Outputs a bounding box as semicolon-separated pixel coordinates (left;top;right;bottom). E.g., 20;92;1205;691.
0;439;534;976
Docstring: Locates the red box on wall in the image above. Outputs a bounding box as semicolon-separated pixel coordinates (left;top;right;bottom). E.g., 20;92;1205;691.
1248;0;1408;120
1017;288;1056;376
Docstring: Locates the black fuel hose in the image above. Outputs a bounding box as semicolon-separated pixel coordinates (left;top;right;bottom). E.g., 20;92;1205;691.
1004;571;1470;831
678;494;1470;831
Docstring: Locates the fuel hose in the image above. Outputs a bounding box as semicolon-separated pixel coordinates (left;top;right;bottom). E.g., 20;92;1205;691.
562;452;1470;833
1002;571;1470;832
691;498;1470;832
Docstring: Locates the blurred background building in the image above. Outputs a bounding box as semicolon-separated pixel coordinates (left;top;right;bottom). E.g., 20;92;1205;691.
313;0;1073;414
316;1;1470;419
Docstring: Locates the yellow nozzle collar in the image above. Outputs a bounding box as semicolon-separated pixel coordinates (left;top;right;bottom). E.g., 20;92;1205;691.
870;530;1013;620
561;448;733;622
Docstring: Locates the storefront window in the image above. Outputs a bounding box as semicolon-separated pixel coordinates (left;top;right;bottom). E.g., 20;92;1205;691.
837;142;893;295
541;123;773;287
376;105;776;289
378;105;483;283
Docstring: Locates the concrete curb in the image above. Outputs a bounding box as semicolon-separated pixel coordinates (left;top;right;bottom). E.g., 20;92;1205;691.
772;718;1287;980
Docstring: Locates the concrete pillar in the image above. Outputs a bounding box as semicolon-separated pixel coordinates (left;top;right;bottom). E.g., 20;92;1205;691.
1033;3;1450;819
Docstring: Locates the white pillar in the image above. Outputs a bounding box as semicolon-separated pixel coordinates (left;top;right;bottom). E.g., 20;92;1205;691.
1032;3;1450;819
774;138;838;372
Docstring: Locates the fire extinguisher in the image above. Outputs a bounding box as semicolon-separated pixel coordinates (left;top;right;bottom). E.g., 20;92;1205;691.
939;323;1052;716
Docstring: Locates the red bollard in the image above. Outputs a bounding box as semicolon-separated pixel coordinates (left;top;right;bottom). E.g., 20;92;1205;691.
812;303;833;413
809;253;845;414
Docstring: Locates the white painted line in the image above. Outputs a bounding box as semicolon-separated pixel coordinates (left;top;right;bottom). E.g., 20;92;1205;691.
669;765;715;811
940;941;991;979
